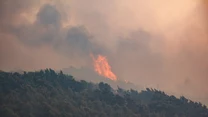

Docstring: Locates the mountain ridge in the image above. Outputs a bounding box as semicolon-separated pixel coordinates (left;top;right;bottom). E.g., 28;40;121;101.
0;69;208;117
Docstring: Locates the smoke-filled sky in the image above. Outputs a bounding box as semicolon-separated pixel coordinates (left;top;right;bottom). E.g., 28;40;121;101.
1;0;208;104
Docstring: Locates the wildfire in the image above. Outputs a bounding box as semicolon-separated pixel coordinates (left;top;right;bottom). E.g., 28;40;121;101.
91;54;117;81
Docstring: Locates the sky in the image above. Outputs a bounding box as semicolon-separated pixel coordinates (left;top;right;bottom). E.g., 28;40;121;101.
0;0;208;104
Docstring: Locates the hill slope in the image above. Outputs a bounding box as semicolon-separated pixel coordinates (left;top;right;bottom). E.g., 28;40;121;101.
0;69;208;117
62;67;141;90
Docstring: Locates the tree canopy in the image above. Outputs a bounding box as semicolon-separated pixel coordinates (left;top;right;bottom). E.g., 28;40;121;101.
0;69;207;117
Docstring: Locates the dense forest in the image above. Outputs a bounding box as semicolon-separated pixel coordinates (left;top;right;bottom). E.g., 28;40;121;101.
0;69;208;117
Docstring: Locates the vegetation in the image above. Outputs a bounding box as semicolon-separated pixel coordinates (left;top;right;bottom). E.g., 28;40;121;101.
0;69;208;117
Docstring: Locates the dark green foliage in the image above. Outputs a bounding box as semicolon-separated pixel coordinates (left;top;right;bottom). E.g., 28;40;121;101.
0;69;207;117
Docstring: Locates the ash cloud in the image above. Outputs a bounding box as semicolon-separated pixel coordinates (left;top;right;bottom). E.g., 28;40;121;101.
0;1;107;70
37;4;61;28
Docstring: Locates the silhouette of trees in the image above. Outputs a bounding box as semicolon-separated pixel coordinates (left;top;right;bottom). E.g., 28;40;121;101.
0;69;208;117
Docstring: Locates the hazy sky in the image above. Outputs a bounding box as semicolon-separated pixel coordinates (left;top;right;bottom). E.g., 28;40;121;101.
1;0;208;104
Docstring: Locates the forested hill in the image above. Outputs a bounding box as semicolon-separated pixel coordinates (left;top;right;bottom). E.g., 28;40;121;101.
0;69;208;117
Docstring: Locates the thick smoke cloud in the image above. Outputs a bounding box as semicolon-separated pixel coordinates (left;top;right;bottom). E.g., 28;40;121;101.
0;0;108;69
37;4;61;28
113;30;164;84
0;1;92;69
0;0;208;105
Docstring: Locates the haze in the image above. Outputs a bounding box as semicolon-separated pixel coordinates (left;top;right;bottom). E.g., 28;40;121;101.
0;0;208;105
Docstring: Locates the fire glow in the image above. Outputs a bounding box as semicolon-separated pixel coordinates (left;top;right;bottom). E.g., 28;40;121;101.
91;54;117;81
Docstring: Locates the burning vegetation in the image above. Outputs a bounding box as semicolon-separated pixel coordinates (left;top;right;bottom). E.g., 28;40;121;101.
91;54;117;81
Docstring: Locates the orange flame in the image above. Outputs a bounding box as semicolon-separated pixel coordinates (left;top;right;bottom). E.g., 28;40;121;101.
91;54;117;81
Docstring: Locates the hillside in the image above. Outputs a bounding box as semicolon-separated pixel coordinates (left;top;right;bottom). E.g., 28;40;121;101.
0;69;208;117
62;67;141;90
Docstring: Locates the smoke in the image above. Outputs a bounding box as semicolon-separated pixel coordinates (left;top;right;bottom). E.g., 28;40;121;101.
0;0;208;104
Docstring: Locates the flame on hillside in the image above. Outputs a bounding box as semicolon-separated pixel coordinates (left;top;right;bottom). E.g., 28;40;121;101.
91;54;117;81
